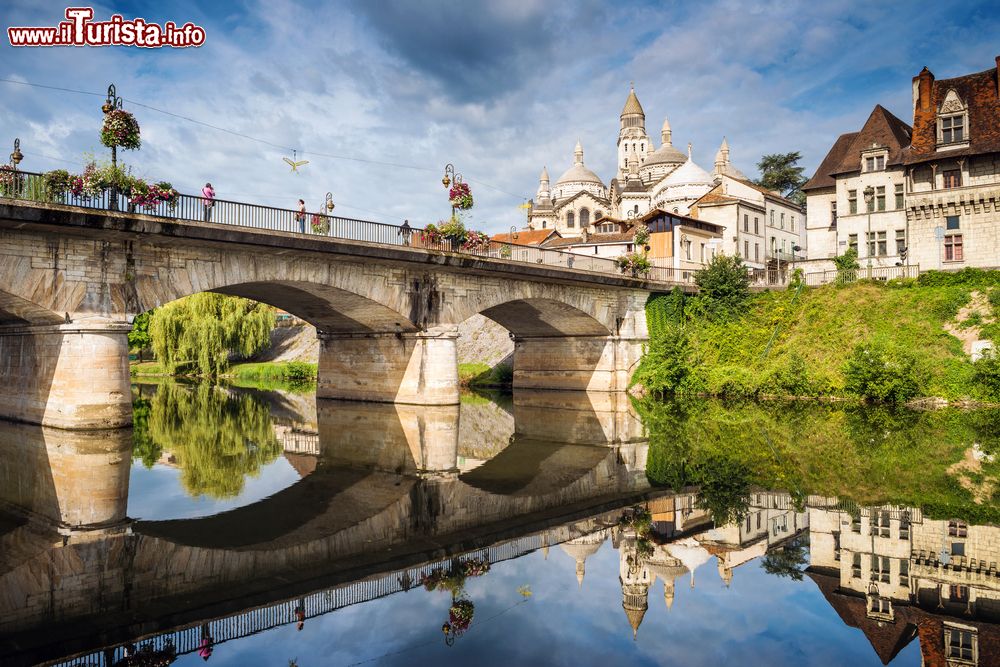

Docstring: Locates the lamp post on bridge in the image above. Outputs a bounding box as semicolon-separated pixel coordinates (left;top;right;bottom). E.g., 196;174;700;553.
102;84;123;210
442;163;462;218
9;138;23;170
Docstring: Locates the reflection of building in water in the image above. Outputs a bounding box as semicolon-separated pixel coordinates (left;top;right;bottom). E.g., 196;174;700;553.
560;530;609;587
606;492;809;638
808;502;1000;665
698;491;809;587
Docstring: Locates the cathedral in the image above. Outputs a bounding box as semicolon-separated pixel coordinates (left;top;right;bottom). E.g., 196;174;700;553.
527;85;746;234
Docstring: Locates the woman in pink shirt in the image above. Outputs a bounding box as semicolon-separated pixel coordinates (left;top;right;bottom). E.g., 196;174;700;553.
202;182;215;222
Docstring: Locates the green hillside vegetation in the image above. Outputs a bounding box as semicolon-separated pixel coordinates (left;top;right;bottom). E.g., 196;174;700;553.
635;262;1000;403
637;398;1000;524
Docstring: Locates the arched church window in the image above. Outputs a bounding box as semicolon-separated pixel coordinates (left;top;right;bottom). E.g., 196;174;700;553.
580;208;590;228
641;144;645;153
542;221;547;228
634;205;639;214
595;210;603;220
567;211;575;228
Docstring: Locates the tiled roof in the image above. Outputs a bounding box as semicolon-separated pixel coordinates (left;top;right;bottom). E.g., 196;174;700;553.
693;191;741;206
543;227;637;247
806;570;918;665
730;177;804;210
803;132;859;191
489;228;559;245
830;105;913;175
906;61;1000;164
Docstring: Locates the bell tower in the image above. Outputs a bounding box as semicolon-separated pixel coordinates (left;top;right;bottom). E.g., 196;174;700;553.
617;83;651;181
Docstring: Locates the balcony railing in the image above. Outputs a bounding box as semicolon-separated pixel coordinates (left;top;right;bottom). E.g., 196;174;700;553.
0;170;694;286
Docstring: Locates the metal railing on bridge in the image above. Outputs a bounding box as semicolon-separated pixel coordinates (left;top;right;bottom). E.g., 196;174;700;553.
1;171;693;286
47;534;546;667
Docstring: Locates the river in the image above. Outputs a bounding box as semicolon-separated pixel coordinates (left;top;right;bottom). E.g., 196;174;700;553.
1;380;998;666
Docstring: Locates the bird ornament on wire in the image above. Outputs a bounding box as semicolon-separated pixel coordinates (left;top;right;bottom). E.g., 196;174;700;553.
283;149;309;173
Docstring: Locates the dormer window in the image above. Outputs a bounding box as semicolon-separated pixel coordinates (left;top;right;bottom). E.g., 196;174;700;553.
941;115;965;143
865;155;885;171
937;89;970;148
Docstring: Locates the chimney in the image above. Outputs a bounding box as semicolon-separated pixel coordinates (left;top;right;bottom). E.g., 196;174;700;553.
916;66;934;112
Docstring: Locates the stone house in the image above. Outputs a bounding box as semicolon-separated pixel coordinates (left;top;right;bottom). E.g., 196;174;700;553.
805;56;1000;272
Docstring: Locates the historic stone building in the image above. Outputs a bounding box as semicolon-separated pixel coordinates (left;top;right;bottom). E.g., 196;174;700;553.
526;86;804;271
527;86;721;233
805;56;1000;272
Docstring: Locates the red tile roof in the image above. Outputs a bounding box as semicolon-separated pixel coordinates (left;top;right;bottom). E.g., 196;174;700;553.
906;60;1000;165
490;228;559;246
803;132;859;191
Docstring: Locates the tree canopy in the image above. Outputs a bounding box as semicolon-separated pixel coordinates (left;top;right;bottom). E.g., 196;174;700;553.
149;293;273;376
755;152;807;206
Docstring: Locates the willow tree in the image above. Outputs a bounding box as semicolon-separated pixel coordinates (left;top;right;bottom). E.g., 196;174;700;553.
149;293;273;376
144;382;282;498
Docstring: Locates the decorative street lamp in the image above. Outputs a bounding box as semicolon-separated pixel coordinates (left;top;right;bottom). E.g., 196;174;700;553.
325;191;335;212
102;84;123;168
863;185;876;271
9;138;23;169
442;163;462;217
103;84;123;210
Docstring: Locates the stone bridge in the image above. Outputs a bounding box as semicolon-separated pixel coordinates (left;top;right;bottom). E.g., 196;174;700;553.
0;200;665;428
0;391;651;664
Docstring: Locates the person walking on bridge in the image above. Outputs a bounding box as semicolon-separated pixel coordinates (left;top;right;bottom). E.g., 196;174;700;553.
295;199;307;234
398;219;413;246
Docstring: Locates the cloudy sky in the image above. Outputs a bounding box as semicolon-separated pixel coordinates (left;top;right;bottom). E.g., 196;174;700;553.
2;0;998;234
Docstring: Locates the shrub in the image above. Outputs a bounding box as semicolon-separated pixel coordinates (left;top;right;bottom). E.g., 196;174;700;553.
972;351;1000;401
705;365;760;398
989;288;1000;312
832;248;860;272
918;268;1000;287
42;169;72;200
764;352;814;396
632;325;691;394
284;361;317;383
693;254;751;318
646;288;686;336
842;341;922;403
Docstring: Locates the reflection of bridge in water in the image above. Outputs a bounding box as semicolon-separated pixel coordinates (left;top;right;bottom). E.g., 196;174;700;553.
0;389;651;667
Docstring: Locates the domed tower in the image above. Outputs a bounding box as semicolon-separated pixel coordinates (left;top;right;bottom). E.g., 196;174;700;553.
559;531;607;588
712;137;749;181
554;141;606;201
617;84;651;181
619;533;653;639
641;116;687;185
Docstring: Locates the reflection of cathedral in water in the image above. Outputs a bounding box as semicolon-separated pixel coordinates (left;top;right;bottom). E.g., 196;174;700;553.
550;492;1000;665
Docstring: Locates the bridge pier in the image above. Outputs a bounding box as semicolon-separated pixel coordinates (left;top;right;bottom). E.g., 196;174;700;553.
512;335;646;393
316;327;459;405
0;322;132;429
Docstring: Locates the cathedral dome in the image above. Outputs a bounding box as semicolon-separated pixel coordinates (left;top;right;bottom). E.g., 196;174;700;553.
661;158;713;187
556;163;605;187
644;143;687;168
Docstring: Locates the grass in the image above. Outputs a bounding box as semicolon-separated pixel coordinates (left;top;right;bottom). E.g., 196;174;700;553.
459;362;513;388
643;277;1000;401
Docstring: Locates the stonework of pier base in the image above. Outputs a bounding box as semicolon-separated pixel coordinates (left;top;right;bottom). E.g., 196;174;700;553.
316;328;460;405
512;335;647;393
0;322;132;429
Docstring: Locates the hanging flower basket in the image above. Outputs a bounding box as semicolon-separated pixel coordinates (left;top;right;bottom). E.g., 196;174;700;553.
449;182;473;210
420;223;443;245
42;169;72;201
438;216;467;243
615;251;651;277
101;109;142;150
448;599;475;634
69;162;105;200
127;178;179;210
633;223;650;246
311;213;329;234
461;230;490;253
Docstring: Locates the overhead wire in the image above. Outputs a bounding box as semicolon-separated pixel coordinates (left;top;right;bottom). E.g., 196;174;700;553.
1;77;529;201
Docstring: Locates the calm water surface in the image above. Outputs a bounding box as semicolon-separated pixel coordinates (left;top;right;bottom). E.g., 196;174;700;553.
1;380;998;666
